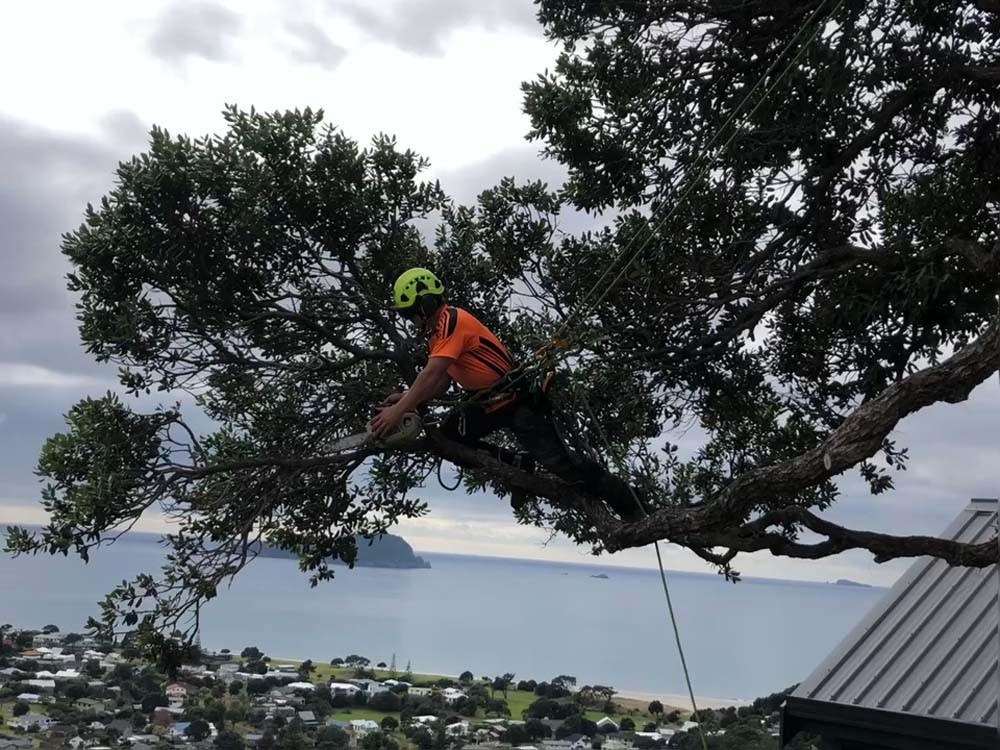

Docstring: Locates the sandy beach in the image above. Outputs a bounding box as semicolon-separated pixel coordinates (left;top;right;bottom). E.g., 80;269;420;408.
613;689;750;712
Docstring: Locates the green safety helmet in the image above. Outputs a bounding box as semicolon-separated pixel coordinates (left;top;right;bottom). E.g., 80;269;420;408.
392;267;444;311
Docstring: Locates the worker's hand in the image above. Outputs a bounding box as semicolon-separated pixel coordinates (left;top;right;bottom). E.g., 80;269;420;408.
379;391;404;407
369;403;405;439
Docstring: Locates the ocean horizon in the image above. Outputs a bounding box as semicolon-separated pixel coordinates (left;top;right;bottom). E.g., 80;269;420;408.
0;531;885;704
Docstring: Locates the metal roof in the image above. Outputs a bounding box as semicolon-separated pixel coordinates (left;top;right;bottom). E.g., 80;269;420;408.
793;497;1000;728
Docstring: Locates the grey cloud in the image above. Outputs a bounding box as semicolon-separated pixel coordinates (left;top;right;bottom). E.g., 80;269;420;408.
286;21;348;70
435;145;615;237
0;114;127;482
334;0;540;56
0;116;123;328
99;110;151;149
435;145;567;204
149;1;243;64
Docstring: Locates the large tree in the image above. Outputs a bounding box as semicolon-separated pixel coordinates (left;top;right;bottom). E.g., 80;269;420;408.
6;1;1000;647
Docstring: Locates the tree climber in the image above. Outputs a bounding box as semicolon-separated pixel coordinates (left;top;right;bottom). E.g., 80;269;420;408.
368;267;641;520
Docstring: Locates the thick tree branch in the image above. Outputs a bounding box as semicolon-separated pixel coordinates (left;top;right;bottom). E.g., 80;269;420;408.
726;506;1000;566
603;313;1000;551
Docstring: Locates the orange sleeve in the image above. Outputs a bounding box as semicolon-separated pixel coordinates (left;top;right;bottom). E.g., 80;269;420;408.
430;309;474;361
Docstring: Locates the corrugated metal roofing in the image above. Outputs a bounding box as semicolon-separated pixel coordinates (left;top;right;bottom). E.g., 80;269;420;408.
794;497;1000;728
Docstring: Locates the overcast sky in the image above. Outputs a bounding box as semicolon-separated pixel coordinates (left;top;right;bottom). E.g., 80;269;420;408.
1;0;997;587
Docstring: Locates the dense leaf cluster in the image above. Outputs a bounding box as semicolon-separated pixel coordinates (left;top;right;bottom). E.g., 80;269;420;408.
7;1;1000;641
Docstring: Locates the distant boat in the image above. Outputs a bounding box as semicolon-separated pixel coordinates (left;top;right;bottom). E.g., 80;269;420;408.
591;573;609;580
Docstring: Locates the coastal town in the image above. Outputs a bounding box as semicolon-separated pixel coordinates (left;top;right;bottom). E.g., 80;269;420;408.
0;626;795;750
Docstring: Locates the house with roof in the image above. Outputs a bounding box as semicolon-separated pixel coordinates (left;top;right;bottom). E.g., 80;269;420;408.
8;713;56;732
562;734;591;750
99;653;122;670
16;693;42;703
26;679;56;692
32;633;63;647
595;718;619;732
298;711;318;728
351;678;390;697
329;681;361;697
128;734;162;746
441;687;466;704
75;697;110;715
349;720;380;739
36;647;76;663
166;683;191;700
152;707;185;726
781;497;1000;750
167;723;192;741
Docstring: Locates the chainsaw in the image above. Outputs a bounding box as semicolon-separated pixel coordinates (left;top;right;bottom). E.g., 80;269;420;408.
324;411;425;454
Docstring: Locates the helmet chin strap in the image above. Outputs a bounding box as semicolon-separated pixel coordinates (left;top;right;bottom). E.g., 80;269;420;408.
415;297;444;336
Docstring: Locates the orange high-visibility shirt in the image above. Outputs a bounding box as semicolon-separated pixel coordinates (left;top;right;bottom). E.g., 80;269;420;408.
429;306;516;392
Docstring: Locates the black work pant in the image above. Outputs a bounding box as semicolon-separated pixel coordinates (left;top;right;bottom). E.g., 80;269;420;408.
440;395;640;519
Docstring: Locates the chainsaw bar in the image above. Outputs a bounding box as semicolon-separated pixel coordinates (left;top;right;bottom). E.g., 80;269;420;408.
325;412;424;454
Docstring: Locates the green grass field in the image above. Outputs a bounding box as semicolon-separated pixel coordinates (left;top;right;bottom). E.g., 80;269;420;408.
0;701;12;736
268;658;675;725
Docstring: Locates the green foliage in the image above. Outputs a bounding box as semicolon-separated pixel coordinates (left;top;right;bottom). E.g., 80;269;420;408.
369;691;402;712
360;731;397;750
186;719;212;741
379;716;399;733
215;730;245;750
524;718;552;740
525;697;581;721
9;0;1000;646
11;702;29;717
140;692;167;712
277;720;313;750
315;726;349;750
556;714;598;739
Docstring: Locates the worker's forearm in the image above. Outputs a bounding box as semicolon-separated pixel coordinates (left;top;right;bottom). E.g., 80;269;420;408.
396;368;447;412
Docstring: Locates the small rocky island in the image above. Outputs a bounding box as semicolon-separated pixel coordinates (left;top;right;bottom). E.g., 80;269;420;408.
258;533;431;569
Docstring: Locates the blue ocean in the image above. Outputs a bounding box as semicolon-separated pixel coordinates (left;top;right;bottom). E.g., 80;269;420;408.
0;534;883;703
